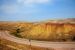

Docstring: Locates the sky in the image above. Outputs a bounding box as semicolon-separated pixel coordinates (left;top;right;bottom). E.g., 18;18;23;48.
0;0;75;22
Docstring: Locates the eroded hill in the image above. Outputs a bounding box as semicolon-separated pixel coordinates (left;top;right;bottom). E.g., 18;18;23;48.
0;18;75;41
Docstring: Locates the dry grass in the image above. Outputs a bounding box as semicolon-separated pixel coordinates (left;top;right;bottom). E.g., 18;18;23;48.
0;44;14;50
0;38;54;50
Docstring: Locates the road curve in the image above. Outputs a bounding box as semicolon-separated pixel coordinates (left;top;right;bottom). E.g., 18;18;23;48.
0;31;75;49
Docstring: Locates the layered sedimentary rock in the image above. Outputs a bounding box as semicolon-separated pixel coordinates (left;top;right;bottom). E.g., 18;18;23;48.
0;18;75;41
23;19;75;41
24;23;75;41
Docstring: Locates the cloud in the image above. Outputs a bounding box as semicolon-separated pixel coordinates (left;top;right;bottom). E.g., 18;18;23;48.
17;0;50;5
0;5;19;14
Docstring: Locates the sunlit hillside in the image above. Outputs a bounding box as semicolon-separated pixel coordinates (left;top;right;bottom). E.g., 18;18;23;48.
0;18;75;41
24;23;75;41
18;18;75;41
0;22;33;32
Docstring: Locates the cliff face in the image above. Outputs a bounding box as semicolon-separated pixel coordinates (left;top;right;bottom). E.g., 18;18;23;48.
24;18;75;41
0;18;75;41
24;23;75;41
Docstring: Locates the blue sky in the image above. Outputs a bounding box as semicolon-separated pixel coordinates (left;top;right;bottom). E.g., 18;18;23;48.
0;0;75;22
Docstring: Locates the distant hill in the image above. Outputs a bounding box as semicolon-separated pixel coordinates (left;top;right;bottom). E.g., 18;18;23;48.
37;18;75;24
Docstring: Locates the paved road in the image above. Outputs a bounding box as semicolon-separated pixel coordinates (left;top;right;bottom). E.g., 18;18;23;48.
0;31;75;49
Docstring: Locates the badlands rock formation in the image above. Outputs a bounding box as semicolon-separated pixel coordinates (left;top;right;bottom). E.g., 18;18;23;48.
21;18;75;41
0;18;75;41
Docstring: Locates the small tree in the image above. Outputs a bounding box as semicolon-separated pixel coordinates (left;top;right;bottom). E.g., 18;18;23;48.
16;28;20;33
13;28;22;38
